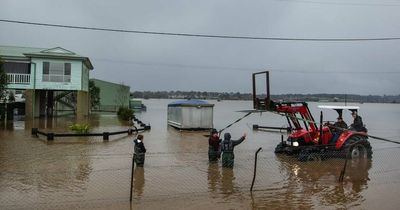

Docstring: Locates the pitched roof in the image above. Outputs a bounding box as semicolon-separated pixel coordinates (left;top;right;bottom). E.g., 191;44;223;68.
0;46;45;60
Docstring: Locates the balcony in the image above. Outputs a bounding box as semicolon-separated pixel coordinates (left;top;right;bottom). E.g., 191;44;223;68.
7;73;31;84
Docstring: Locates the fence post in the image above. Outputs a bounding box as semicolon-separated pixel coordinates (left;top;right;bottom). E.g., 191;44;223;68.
47;133;54;141
250;147;262;192
130;155;135;202
103;132;109;141
31;128;38;137
339;142;355;182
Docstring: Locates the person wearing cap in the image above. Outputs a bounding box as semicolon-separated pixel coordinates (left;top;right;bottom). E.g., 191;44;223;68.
333;117;348;133
331;117;348;144
208;129;221;162
350;111;367;132
221;132;246;168
133;134;147;167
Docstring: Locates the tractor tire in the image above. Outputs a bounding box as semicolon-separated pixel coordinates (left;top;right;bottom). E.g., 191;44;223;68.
344;136;373;159
298;150;309;161
274;142;286;154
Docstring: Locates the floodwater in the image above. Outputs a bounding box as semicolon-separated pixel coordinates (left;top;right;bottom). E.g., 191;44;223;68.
1;99;400;210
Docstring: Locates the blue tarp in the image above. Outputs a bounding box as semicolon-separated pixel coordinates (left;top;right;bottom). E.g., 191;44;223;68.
168;99;211;106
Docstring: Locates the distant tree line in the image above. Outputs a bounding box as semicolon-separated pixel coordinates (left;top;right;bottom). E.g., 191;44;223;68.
131;91;400;103
131;91;252;100
269;94;400;103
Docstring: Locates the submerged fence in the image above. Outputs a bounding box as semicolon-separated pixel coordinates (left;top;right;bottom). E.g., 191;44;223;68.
31;126;150;141
1;146;400;209
31;116;151;141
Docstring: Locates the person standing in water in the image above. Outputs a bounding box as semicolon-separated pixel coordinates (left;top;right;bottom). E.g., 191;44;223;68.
133;134;147;167
221;132;246;168
208;129;221;162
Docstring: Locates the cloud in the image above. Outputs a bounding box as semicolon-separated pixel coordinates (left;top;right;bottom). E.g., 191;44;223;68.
1;0;399;95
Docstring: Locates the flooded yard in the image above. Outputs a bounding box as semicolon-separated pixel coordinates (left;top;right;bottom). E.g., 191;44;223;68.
1;100;400;209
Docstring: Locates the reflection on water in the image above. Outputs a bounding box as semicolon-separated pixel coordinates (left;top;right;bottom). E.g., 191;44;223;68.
220;167;236;196
270;155;372;208
0;100;399;209
207;163;220;194
134;167;145;197
207;163;238;197
249;158;370;209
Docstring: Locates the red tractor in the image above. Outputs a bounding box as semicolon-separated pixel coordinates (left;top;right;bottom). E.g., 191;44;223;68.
252;71;372;161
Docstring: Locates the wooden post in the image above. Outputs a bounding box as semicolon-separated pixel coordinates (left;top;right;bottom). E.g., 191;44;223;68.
130;155;135;201
31;128;38;136
250;147;262;192
103;132;109;141
47;133;54;141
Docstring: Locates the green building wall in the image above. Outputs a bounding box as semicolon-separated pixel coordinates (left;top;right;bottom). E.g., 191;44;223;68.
91;79;130;111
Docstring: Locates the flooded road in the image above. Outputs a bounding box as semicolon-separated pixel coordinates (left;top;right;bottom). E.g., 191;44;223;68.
1;100;400;209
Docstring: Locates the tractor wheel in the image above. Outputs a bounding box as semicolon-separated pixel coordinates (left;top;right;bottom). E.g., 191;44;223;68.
344;136;373;159
298;150;309;161
274;142;286;154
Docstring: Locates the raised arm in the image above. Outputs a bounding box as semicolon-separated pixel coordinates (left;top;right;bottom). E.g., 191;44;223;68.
232;133;246;147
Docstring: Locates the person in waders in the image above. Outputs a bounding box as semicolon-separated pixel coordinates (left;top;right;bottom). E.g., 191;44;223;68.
133;134;147;167
208;129;221;162
221;132;246;168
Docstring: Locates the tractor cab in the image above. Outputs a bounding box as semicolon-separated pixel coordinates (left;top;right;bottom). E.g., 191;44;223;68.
317;105;360;125
318;105;359;145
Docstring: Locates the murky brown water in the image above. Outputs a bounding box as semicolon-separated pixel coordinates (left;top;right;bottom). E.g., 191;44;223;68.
1;100;400;209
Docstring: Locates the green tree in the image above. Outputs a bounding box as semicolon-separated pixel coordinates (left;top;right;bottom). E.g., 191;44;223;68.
0;59;7;102
8;91;15;102
89;80;100;109
0;59;7;121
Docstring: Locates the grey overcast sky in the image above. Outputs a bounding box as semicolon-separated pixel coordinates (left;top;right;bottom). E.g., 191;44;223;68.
1;0;400;95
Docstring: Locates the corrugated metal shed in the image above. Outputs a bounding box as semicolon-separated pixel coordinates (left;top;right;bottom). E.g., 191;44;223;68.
91;79;130;111
167;99;214;130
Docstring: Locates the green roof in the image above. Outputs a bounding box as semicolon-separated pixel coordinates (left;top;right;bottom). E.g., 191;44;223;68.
0;46;45;60
0;45;93;69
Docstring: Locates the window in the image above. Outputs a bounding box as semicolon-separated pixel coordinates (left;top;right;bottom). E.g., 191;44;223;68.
42;62;71;82
65;63;71;75
43;62;49;74
3;62;31;74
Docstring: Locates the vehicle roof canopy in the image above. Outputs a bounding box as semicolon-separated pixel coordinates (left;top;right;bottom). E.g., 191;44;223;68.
318;105;360;118
318;105;359;110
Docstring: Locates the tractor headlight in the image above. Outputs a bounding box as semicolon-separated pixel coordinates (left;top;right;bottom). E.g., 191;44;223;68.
293;141;299;147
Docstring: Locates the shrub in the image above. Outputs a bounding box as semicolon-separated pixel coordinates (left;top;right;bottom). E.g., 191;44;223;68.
69;123;90;134
117;106;134;121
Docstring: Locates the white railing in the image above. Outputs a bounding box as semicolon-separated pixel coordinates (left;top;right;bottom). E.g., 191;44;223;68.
6;73;31;84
